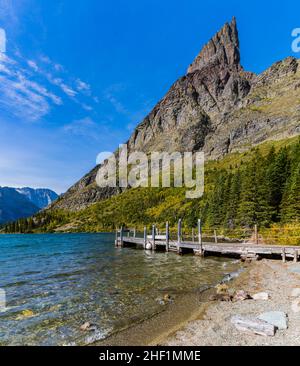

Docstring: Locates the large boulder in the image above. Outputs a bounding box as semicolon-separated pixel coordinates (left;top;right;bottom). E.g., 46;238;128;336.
258;311;288;330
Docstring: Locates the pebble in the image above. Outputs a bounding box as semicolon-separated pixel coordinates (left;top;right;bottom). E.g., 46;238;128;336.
80;322;92;331
233;290;251;301
252;292;269;300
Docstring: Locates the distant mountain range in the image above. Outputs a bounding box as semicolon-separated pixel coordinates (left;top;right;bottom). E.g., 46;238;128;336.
0;187;58;224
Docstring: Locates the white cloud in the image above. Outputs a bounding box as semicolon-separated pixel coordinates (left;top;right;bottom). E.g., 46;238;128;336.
0;28;6;53
0;54;62;121
54;63;63;72
81;103;93;111
76;78;90;93
46;75;77;97
27;60;39;72
63;117;97;137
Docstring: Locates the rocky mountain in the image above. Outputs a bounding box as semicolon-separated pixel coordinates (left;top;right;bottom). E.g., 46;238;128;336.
0;187;58;224
51;17;300;211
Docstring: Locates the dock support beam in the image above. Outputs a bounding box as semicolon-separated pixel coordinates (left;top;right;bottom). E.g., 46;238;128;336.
166;221;169;252
152;225;156;251
133;227;136;238
294;249;298;263
120;226;124;247
214;229;218;244
254;224;258;245
197;219;204;256
177;219;182;254
144;227;147;249
115;228;118;247
282;248;286;263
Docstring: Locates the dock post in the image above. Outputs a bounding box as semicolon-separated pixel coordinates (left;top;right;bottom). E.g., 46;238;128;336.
115;228;118;247
152;224;156;251
198;219;203;255
177;219;182;253
143;227;147;249
294;249;298;263
133;227;136;238
120;226;124;247
254;224;258;244
282;248;286;263
166;221;169;252
214;229;218;244
192;228;195;243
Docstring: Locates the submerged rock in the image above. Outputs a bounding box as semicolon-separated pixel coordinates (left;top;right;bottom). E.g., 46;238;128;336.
80;322;92;331
215;283;229;295
156;294;174;306
209;293;232;302
16;309;35;320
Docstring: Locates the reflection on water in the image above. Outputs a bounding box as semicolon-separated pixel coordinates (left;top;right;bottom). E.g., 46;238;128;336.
0;233;240;345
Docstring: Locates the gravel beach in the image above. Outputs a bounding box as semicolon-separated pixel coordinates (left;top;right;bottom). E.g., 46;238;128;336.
164;259;300;346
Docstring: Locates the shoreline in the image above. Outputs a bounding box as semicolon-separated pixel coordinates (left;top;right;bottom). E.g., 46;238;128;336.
96;259;300;346
165;259;300;346
95;263;249;346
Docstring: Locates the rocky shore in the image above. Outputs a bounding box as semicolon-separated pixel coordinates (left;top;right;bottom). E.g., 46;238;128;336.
164;259;300;346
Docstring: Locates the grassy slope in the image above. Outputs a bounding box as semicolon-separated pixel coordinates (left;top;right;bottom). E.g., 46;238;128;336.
28;135;299;244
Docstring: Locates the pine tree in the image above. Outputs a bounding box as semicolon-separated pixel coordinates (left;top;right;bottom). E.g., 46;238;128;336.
281;162;300;222
225;170;241;228
237;151;273;227
207;171;228;227
267;147;290;221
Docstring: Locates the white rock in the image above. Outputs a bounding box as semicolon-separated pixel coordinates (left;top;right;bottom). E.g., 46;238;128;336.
145;243;152;250
291;288;300;297
252;292;269;300
258;311;288;330
291;298;300;313
231;315;275;336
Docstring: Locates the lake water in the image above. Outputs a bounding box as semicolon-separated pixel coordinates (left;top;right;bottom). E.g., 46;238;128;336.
0;233;240;345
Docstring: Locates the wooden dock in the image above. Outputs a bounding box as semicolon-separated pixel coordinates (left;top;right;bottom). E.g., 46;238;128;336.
115;221;300;262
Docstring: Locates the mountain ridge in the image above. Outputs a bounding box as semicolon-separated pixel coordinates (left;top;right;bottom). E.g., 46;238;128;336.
0;187;58;224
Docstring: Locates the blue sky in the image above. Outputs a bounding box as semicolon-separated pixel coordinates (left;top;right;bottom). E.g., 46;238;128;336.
0;0;299;193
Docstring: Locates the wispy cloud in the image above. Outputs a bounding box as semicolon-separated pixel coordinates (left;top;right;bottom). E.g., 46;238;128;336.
0;41;98;121
27;59;38;72
0;53;62;120
76;78;91;93
104;83;153;131
0;0;19;27
63;117;98;138
0;28;6;53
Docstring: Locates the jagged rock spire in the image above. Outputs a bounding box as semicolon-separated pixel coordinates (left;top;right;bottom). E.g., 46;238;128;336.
187;17;241;74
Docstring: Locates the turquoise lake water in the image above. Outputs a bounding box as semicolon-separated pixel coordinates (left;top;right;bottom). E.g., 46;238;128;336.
0;233;240;345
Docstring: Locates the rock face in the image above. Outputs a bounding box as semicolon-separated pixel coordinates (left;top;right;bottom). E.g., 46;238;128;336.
16;187;58;209
187;17;241;75
51;17;300;211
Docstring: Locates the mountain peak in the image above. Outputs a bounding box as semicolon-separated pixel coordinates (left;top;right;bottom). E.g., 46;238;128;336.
187;17;241;74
